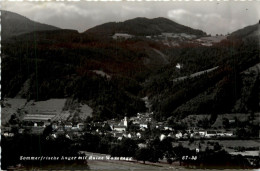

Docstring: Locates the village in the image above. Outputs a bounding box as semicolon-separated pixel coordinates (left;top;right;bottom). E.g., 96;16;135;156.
3;110;236;141
112;32;227;47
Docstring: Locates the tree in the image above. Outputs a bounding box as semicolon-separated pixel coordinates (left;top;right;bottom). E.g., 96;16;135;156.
135;148;150;164
120;138;138;157
222;118;229;128
42;124;53;139
9;114;18;125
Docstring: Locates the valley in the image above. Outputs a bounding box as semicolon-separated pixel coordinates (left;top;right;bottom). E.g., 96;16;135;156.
1;10;259;170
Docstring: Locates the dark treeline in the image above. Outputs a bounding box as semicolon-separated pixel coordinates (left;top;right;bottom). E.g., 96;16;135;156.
145;38;259;121
2;31;149;121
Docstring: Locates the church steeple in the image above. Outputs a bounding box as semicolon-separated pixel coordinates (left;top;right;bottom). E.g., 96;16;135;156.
124;116;128;127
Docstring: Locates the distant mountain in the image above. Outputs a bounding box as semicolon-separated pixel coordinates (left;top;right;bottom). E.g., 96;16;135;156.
1;10;60;40
85;17;206;37
229;22;259;39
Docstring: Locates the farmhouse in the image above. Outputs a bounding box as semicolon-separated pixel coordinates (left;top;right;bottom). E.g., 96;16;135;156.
112;33;133;40
205;130;217;138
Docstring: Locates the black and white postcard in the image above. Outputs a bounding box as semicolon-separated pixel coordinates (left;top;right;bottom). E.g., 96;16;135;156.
1;1;259;170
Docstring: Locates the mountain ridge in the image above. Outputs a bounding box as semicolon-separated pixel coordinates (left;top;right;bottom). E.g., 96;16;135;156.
1;10;60;40
229;22;259;39
84;17;206;37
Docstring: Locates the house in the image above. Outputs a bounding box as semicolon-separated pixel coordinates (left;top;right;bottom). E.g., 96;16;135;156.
164;126;173;131
107;120;117;130
138;143;147;149
175;132;183;139
136;132;141;138
19;129;25;134
114;132;124;140
193;133;201;139
205;130;217;138
160;134;166;141
77;123;84;130
51;133;57;139
198;130;206;137
56;127;65;135
37;122;45;127
112;33;133;40
113;126;126;132
3;132;14;137
216;130;225;137
224;131;233;136
124;133;132;139
168;132;175;138
140;122;148;129
52;122;58;130
228;119;236;124
65;134;71;139
176;63;183;69
183;133;189;139
156;122;164;129
64;122;73;129
190;133;194;138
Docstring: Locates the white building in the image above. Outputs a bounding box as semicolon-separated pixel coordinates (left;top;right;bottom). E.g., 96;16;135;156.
140;122;148;129
113;126;126;132
205;130;217;138
160;134;166;141
112;33;133;40
175;132;183;139
136;132;141;138
198;130;206;137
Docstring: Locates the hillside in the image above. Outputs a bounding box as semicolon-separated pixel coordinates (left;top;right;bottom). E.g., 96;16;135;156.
228;22;259;40
1;11;259;122
1;10;60;40
2;28;151;121
145;37;259;121
85;17;206;37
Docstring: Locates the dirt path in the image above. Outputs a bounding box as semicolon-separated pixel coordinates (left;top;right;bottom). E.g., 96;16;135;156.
152;48;169;65
172;66;219;82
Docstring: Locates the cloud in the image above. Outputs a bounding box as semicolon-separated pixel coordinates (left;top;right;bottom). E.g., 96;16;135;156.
2;1;259;35
167;9;242;35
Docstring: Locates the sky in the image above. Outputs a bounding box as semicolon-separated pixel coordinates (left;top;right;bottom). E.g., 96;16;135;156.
2;1;259;35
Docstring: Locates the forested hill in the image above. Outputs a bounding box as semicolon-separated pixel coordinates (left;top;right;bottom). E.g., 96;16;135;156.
228;22;259;39
2;29;154;120
1;10;259;121
84;17;206;37
1;10;60;40
145;37;259;121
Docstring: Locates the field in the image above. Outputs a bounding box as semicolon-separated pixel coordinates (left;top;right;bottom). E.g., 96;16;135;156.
1;98;27;124
175;139;260;153
87;160;180;170
182;113;258;128
23;114;56;121
1;98;93;124
182;114;210;127
24;99;66;113
212;113;251;128
78;103;93;120
79;151;181;170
